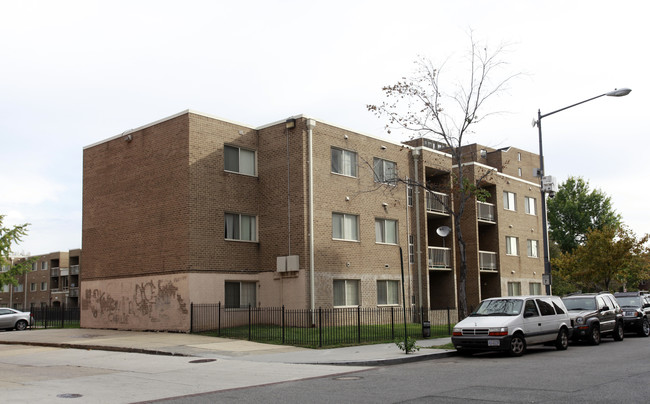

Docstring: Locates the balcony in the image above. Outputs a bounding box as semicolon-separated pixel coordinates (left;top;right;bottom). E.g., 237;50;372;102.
70;265;80;275
428;247;452;270
426;191;449;215
479;251;498;272
477;201;495;223
69;288;79;298
51;267;59;277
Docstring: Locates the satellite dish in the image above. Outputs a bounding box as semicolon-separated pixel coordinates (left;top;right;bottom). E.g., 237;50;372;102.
436;226;451;238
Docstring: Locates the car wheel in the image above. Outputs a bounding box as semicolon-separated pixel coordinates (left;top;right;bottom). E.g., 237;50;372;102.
589;325;601;345
508;334;526;357
613;321;624;341
15;320;28;331
639;318;650;337
555;328;569;350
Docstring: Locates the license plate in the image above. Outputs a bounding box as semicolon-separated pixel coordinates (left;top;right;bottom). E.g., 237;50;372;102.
488;339;500;347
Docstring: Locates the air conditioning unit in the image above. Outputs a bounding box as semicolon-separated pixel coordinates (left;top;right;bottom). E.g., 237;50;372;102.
276;257;287;273
277;255;300;272
541;176;558;193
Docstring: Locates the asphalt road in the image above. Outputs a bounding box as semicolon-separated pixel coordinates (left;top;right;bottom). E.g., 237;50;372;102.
149;335;650;404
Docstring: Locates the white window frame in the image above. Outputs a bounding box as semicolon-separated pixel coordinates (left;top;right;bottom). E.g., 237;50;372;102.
527;239;539;258
332;213;359;241
377;280;399;305
506;236;519;256
225;281;257;308
224;145;256;176
373;158;397;184
333;279;360;307
41;261;48;270
41;282;47;291
407;185;413;207
30;283;37;292
375;218;398;245
14;283;23;292
529;282;542;295
331;147;358;177
503;191;516;211
408;234;415;264
225;213;258;242
525;196;536;215
508;282;522;296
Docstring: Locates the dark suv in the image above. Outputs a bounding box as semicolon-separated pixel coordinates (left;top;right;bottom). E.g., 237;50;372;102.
562;292;624;345
614;292;650;337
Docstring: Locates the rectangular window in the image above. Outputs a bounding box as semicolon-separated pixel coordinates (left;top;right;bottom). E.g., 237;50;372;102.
41;282;47;291
373;158;397;184
407;186;413;207
518;167;522;177
503;191;516;211
41;261;48;270
377;280;399;305
375;218;398;244
2;285;8;293
506;236;519;256
30;283;36;292
331;147;357;177
408;235;415;264
332;213;359;241
530;283;542;295
32;262;37;271
333;279;360;306
525;196;536;215
225;281;256;308
224;145;256;176
15;284;23;292
225;213;257;241
517;152;521;161
527;239;539;258
507;282;521;296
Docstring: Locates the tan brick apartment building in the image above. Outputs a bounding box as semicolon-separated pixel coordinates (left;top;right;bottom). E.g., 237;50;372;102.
81;111;545;331
0;250;81;310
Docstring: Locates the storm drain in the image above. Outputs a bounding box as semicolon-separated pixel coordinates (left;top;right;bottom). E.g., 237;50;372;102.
57;393;83;399
189;358;217;364
334;376;363;381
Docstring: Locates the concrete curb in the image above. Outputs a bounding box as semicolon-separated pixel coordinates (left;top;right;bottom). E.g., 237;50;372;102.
0;340;194;357
304;350;458;366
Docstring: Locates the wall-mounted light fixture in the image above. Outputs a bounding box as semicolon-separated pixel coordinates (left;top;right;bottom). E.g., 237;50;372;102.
344;135;348;139
124;134;133;142
380;145;387;150
285;118;296;129
382;202;388;207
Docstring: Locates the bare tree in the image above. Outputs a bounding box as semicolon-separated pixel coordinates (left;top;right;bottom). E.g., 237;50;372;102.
368;36;518;318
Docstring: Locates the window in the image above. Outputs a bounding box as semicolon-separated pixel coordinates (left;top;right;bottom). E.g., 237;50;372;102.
525;196;536;215
377;280;399;305
224;145;256;176
32;262;37;271
225;281;256;308
2;285;9;293
527;240;539;258
333;279;360;306
407;186;413;207
508;282;521;296
503;191;516;211
506;236;519;256
41;282;47;291
30;283;36;292
536;299;555;315
332;213;359;241
331;147;357;177
375;218;398;244
41;261;48;270
373;158;397;184
408;235;415;264
225;213;257;241
518;167;522;177
517;152;522;161
529;282;542;295
524;299;538;315
14;284;23;292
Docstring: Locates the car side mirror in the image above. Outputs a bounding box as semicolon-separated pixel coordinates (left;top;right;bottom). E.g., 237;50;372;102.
600;306;610;311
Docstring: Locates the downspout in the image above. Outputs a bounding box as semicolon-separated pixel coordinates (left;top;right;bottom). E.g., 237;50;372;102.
412;149;423;310
305;119;316;323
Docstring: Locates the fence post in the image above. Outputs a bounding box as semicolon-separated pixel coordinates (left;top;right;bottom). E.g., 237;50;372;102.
282;305;285;345
447;306;451;336
391;306;394;340
190;303;194;333
218;302;221;337
61;304;65;328
357;306;361;344
318;307;322;348
248;305;252;341
44;306;48;329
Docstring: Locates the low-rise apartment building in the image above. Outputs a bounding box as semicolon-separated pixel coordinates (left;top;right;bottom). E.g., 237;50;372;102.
81;111;545;331
0;250;81;310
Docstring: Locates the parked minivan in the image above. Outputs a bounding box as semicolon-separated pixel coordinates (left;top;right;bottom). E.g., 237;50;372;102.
452;295;572;356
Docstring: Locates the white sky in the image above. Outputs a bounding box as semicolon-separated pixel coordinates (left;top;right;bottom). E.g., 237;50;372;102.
1;0;648;255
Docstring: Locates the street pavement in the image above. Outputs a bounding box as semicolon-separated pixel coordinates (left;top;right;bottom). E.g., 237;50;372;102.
0;328;455;366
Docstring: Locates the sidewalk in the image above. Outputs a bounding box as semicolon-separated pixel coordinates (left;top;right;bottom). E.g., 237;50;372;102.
0;328;456;366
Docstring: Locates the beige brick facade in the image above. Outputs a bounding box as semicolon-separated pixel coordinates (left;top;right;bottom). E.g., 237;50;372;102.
81;111;545;331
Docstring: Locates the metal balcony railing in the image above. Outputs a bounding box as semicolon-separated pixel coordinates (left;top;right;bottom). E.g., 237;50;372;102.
426;191;449;214
51;267;59;277
479;250;498;271
428;247;451;269
477;201;495;222
70;265;79;275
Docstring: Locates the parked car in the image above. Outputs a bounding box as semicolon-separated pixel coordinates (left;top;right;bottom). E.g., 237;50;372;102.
613;292;650;337
562;292;624;344
0;308;34;331
451;295;572;357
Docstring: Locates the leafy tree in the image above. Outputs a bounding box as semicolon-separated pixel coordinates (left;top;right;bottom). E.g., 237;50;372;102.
551;225;649;292
368;36;518;318
0;215;36;288
547;176;621;254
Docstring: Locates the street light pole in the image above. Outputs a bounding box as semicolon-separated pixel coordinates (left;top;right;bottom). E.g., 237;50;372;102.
534;88;631;295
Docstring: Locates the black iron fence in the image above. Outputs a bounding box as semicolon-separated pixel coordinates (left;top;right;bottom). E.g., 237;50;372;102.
30;306;80;329
191;303;459;348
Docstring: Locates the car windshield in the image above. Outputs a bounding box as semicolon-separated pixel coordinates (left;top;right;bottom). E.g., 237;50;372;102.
616;296;642;307
562;297;596;311
471;299;523;316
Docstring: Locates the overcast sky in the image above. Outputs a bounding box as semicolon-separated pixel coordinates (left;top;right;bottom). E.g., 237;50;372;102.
1;0;647;255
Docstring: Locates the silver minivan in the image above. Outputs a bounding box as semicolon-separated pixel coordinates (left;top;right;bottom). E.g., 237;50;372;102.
452;295;572;356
